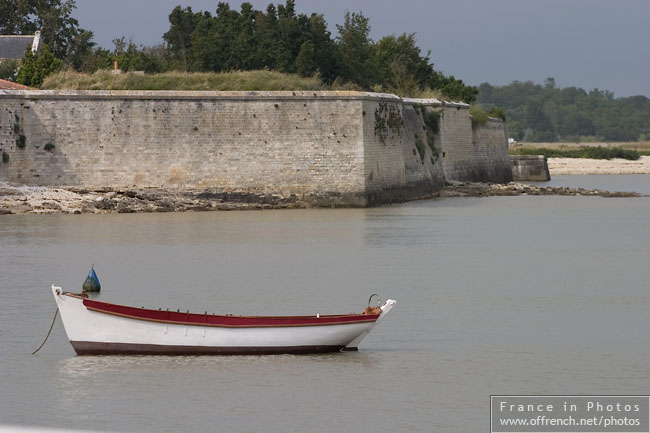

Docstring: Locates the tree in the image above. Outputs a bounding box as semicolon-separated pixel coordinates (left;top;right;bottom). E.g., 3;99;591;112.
253;5;283;71
0;0;94;67
295;40;316;76
432;71;478;103
0;59;20;81
0;0;32;34
156;2;478;100
374;33;433;96
65;28;94;70
336;12;375;88
544;77;555;89
202;2;241;71
77;46;112;73
16;43;63;87
163;6;199;71
234;2;258;70
524;99;556;141
275;0;305;73
477;78;650;142
304;14;339;83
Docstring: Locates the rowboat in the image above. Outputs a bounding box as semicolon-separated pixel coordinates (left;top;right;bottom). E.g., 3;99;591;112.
52;285;396;355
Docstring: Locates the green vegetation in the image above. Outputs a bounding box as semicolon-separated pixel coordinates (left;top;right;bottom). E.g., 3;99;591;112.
44;142;55;152
414;136;425;162
14;112;20;135
0;0;93;67
420;107;439;160
2;0;478;102
477;78;650;142
17;43;63;87
373;101;404;144
42;70;328;91
470;105;488;128
470;105;507;128
426;133;436;157
510;146;641;160
16;134;26;149
2;152;8;163
487;107;506;121
0;59;19;81
615;142;650;156
423;110;441;135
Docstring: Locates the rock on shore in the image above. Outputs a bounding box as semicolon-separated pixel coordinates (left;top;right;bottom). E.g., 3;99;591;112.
0;180;643;215
438;181;642;198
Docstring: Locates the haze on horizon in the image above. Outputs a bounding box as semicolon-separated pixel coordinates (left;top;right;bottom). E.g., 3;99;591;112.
72;0;650;98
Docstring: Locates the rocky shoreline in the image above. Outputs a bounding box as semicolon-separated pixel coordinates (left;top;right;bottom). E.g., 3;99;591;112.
438;181;642;198
0;183;311;215
0;181;644;215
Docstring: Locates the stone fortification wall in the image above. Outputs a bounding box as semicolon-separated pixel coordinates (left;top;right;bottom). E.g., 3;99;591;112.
511;155;550;181
1;90;373;205
440;104;512;183
362;97;445;205
469;118;513;182
0;90;509;207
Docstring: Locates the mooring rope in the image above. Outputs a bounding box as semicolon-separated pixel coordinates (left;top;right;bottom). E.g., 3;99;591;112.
31;307;59;355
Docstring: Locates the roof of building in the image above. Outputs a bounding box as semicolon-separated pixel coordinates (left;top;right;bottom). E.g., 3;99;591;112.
0;78;32;90
0;35;37;60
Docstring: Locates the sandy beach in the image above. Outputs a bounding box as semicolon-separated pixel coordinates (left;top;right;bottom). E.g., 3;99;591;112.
548;156;650;175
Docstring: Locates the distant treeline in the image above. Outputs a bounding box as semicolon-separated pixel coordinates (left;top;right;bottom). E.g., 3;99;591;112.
1;0;477;102
476;78;650;142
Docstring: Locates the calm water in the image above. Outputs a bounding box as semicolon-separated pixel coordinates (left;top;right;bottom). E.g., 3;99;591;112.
1;176;649;433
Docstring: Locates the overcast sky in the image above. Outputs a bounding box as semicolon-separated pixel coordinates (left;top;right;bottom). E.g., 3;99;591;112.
73;0;650;97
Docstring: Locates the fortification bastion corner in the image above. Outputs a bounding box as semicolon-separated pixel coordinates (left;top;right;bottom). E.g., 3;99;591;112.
0;90;511;207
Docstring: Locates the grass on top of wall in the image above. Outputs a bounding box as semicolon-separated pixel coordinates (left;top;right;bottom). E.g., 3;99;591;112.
41;70;331;91
41;70;449;99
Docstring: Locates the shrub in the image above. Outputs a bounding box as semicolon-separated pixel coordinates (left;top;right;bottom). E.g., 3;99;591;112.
16;135;26;149
487;107;506;121
2;152;8;163
470;105;488;128
17;43;63;88
44;143;55;152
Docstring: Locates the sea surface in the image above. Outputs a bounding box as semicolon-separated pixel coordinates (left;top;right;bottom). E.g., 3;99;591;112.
1;175;649;433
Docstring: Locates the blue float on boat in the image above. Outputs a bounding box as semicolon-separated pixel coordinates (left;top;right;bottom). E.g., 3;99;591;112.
82;266;101;293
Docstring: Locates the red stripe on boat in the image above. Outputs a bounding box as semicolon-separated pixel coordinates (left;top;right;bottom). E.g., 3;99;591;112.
80;296;379;327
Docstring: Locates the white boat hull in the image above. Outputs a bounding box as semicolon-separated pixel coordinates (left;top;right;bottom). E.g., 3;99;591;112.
52;286;396;355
